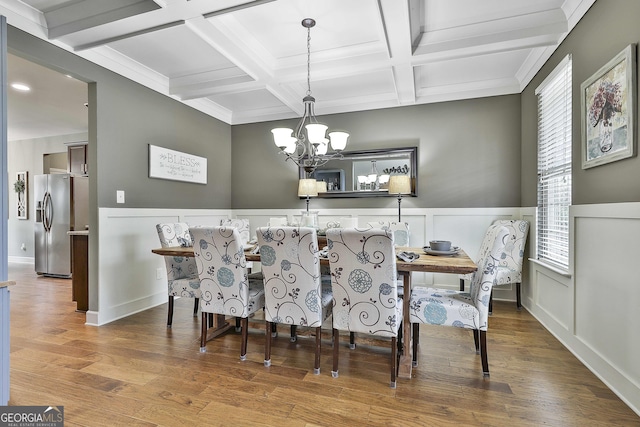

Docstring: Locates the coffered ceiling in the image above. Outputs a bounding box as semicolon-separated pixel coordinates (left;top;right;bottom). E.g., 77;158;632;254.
0;0;595;134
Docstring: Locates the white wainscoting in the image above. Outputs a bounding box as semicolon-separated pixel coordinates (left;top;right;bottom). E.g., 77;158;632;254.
525;203;640;416
95;206;523;326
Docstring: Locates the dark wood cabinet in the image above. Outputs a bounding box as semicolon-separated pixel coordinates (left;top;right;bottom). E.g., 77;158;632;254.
68;143;88;175
70;233;88;312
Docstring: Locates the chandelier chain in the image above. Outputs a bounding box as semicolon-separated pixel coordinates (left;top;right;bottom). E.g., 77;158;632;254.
306;26;311;97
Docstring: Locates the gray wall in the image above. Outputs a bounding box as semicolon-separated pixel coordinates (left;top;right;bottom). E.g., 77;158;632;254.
8;26;233;211
232;95;522;210
521;0;640;206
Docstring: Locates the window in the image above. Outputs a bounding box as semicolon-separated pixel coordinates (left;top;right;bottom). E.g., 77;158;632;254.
535;55;572;270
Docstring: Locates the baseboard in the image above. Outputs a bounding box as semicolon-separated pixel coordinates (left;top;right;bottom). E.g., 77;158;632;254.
8;256;34;264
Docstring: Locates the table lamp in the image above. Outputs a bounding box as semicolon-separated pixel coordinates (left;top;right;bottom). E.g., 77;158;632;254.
316;180;327;194
388;175;412;221
298;178;318;212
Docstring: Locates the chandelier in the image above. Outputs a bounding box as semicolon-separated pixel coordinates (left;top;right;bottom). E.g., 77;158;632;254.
271;18;349;175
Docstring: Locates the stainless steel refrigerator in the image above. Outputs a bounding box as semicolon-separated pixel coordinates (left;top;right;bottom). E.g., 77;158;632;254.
34;174;88;277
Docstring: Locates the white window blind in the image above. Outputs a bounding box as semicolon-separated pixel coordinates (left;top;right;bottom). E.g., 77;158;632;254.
535;55;572;270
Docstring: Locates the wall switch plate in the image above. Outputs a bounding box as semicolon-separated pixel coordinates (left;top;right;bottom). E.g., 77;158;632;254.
116;190;125;204
156;268;163;280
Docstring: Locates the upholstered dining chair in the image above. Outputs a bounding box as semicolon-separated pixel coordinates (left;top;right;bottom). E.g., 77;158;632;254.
326;227;403;388
189;226;265;359
367;221;410;247
156;223;201;328
220;218;251;246
256;226;333;374
459;219;529;311
410;224;508;377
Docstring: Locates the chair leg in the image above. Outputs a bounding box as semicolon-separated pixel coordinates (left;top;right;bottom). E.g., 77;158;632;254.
459;278;465;292
479;330;489;377
199;311;207;352
314;326;321;375
412;323;419;367
290;325;297;342
193;298;199;317
349;331;356;350
473;329;480;354
240;317;249;361
167;295;174;328
390;336;397;388
264;321;272;367
236;317;241;332
331;328;339;378
271;322;278;338
516;282;522;310
208;313;213;328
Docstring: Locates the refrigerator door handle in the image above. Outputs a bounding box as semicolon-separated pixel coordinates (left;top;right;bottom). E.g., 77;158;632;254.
44;192;52;232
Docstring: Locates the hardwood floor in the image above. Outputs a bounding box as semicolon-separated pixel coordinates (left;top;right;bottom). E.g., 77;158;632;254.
6;262;640;426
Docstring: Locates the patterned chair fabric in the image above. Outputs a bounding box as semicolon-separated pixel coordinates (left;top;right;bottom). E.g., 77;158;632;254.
156;223;201;327
326;227;403;388
189;226;265;359
257;226;332;374
220;218;251;246
459;219;529;310
410;224;509;377
367;221;410;246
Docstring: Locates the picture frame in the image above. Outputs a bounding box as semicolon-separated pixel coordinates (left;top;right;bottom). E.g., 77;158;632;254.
581;44;637;169
15;171;28;220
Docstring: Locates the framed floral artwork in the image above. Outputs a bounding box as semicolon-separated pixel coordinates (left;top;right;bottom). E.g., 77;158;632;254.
581;44;636;169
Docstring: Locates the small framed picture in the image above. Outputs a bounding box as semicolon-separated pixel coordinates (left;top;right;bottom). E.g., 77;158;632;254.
581;44;636;169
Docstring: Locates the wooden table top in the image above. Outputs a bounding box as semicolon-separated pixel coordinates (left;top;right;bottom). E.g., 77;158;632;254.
152;245;477;275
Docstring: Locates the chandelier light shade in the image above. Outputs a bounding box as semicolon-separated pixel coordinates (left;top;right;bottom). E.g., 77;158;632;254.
271;18;349;175
388;175;412;221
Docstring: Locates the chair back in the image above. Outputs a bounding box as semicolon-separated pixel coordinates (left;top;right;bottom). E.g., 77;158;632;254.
256;226;326;327
189;226;254;317
220;218;251;246
367;221;410;246
156;223;197;281
326;228;400;337
469;224;509;329
492;219;529;282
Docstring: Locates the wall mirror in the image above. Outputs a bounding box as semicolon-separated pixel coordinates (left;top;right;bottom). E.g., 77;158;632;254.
299;147;417;198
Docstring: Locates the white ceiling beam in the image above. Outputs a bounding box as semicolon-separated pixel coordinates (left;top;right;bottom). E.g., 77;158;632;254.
45;0;162;39
378;0;416;105
414;9;567;57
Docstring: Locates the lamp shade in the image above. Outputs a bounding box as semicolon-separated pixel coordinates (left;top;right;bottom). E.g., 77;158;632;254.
316;180;327;193
305;123;328;144
298;178;319;197
272;128;293;148
388;175;411;194
328;131;349;150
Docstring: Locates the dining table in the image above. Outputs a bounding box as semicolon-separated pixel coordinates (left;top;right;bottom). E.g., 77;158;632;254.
151;244;477;379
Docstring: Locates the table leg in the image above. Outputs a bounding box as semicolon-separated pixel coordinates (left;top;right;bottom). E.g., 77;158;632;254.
398;271;412;379
205;314;235;342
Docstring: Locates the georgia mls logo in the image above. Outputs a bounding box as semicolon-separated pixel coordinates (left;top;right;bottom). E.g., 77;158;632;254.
0;405;64;427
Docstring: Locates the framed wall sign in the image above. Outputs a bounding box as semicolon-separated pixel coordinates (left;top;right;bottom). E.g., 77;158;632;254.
581;44;637;169
148;144;207;184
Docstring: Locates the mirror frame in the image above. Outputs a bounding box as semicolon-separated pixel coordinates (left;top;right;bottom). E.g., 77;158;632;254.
299;146;417;198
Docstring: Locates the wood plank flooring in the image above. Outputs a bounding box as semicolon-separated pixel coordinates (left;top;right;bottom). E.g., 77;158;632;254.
7;262;640;426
